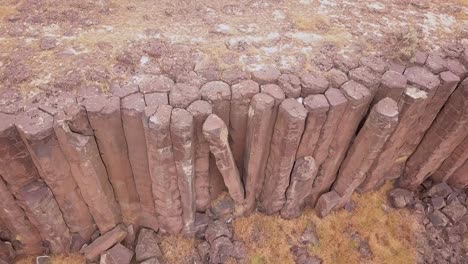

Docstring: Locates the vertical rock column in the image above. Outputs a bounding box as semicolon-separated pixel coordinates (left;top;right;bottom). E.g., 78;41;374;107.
371;70;407;106
243;94;275;213
16;108;95;243
170;108;196;235
230;80;259;178
121;93;158;230
82;95;141;225
187;100;213;212
203;114;245;208
400;78;468;190
447;161;468;188
260;99;307;215
145;105;183;234
54;105;122;234
310;81;371;207
358;86;428;192
431;135;468;183
331;98;399;209
200;81;231;199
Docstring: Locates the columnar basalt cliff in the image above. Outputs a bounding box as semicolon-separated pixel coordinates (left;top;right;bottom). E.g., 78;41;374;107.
0;40;467;264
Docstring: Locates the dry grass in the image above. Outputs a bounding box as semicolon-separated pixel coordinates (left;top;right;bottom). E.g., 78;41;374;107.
158;234;196;264
15;254;85;264
232;182;421;264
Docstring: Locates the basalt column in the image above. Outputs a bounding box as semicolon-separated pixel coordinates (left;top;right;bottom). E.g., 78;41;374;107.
230;80;259;178
310;82;371;207
170;108;196;235
243;93;275;213
146;105;183;234
16;108;95;244
332;98;399;209
54;105;122;234
371;70;407;106
400;78;468;190
447;160;468;188
187;100;213;212
431;135;468;183
200;81;231;199
359;86;428;192
260;98;307;215
121;93;158;230
82;95;141;225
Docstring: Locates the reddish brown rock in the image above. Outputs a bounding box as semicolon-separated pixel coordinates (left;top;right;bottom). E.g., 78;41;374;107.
243;93;275;213
278;73;301;98
187;101;213;212
111;83;139;99
333;98;399;207
400;78;468;190
409;51;428;67
200;81;231;199
220;67;250;85
447;160;468;188
425;53;447;74
230;80;259;176
315;191;341;218
139;75;175;94
203;114;245;206
360;56;387;74
82;95;140;225
348;66;381;93
54;109;122;234
0;241;14;263
260;99;307;215
169;83;201;108
81;224;127;261
170;108;196;235
145;105;183;234
145;93;169;108
0;177;43;255
300;72;329;96
333;54;359;73
432;135;468;183
100;243;134;264
251;66;280;84
280;157;318;219
445;59;467;79
372;71;407;106
326;68;349;88
310;81;372;207
20;181;71;254
359;87;428;192
296;95;329;159
135;228;162;262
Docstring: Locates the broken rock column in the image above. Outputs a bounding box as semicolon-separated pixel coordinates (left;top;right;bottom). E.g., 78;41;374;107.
431;135;468;183
243;93;275;213
170;108;196;235
145;105;183;234
447;161;468;188
16;108;96;242
54;107;122;234
260;98;307;215
187;100;213;212
400;78;468;190
280;156;318;219
371;70;407;106
203;114;245;207
82;95;141;225
332;98;399;208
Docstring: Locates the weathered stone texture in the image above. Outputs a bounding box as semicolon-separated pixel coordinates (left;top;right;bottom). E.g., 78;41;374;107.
359;87;428;192
203;114;245;206
432;135;468;183
139;75;175;94
300;72;329;96
332;98;399;207
169;83;200;108
310;81;371;207
145;105;183;234
170;108;196;235
81;224;127;261
447;160;468;188
280;156;318;219
400;78;468;190
315;191;341;218
100;243;134;264
243;93;275;213
251;66;280;84
296;94;329;159
260;99;307;215
278;73;301;98
348;66;381;93
372;71;407;106
82;95;140;225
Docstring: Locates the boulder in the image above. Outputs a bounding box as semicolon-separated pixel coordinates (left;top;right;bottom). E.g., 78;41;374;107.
135;228;162;262
315;191;340;218
428;210;450;227
82;224;128;261
209;237;234;264
205;220;232;245
442;200;467;223
388;188;414;208
100;243;133;264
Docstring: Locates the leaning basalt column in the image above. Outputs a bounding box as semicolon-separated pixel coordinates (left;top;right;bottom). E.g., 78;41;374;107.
82;95;141;225
187;100;213;212
170;108;196;235
400;78;468;190
260;99;307;215
296;94;329;159
243;93;275;213
121;93;158;230
431;135;468;183
203;114;245;207
200;81;231;199
280;156;318;219
371;70;407;106
230;80;259;177
0;177;43;255
16;108;96;243
447;160;468;188
54;107;122;234
310;81;372;207
332;98;399;208
358;86;428;192
145;105;183;234
20;181;71;254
